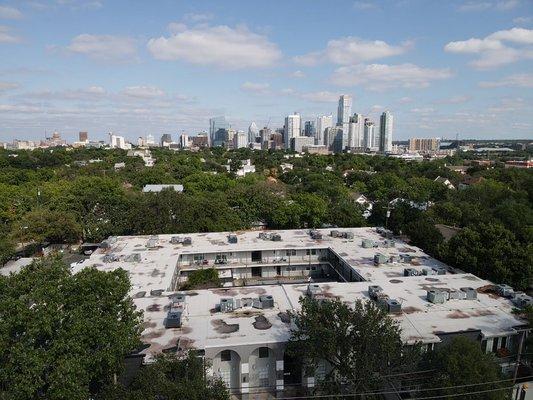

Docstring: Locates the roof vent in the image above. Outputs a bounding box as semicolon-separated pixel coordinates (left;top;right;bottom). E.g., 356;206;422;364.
310;230;323;240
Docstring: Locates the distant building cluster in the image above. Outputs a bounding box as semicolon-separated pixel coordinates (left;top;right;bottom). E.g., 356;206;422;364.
209;95;394;154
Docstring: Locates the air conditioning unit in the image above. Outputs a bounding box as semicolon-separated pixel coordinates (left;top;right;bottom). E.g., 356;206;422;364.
330;230;340;238
368;285;383;300
220;298;235;312
150;289;164;296
259;295;274;308
404;268;418;277
374;253;388;266
310;230;322;240
422;268;437;276
432;266;446;275
307;284;323;298
447;289;464;300
460;287;477;300
165;310;182;328
386;299;402;314
362;239;375;248
228;234;238;244
427;289;447;304
496;284;514;298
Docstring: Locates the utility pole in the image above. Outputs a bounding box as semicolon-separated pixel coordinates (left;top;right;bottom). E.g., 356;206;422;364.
512;328;527;400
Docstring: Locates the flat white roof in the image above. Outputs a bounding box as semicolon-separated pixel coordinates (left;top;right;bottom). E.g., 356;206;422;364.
71;228;526;360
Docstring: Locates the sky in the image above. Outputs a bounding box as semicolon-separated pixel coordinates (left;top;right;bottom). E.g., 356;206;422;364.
0;0;532;143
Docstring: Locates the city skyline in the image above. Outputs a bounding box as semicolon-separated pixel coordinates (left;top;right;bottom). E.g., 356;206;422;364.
0;0;532;142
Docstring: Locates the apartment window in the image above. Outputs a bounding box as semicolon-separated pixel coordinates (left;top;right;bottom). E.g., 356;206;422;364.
306;266;311;270
258;347;269;358
221;350;231;361
492;337;499;353
311;249;317;255
311;266;316;271
286;250;296;256
501;336;507;349
193;254;204;261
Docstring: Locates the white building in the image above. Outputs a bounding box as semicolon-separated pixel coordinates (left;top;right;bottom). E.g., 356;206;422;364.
379;111;393;153
348;113;365;148
108;133;130;150
234;131;248;149
72;227;530;397
180;134;189;149
236;159;256;176
337;94;352;127
248;122;259;145
315;114;333;146
284;113;301;149
364;120;376;150
291;136;315;153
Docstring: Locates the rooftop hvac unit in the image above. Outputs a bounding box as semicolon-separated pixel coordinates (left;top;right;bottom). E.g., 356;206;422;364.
146;238;159;248
404;268;419;277
170;236;182;244
150;289;164;297
165;310;182;328
307;284;323;298
422;268;437;276
387;299;402;314
432;267;446;275
271;233;282;241
427;289;447;304
460;287;477;300
240;297;254;307
228;234;238;244
496;284;514;298
345;232;354;239
260;295;274;308
447;289;464;300
310;230;323;240
103;254;119;263
330;230;340;238
171;293;186;303
512;293;533;308
383;239;395;248
183;237;192;245
368;285;383;300
362;239;375;248
374;253;388;266
389;255;399;263
219;298;235;313
400;254;413;263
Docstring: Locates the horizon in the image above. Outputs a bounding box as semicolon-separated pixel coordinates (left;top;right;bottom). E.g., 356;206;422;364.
0;0;532;142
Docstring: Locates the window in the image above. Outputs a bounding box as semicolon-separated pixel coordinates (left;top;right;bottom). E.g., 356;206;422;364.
193;254;204;261
501;336;507;349
311;266;316;271
311;249;317;255
306;266;311;270
306;249;310;255
259;347;269;358
286;250;296;256
492;337;499;353
221;350;231;361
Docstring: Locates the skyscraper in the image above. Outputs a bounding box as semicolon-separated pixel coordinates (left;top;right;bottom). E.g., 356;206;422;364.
209;116;230;147
234;131;248;149
284;113;301;149
79;131;88;142
348;113;365;148
337;95;352;126
379;111;393;153
316;114;333;146
248;122;259;144
304;121;316;137
364;119;375;150
160;134;172;147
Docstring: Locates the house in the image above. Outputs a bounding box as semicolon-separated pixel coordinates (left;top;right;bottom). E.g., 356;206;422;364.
142;184;184;193
446;165;469;175
280;163;293;172
389;197;433;211
114;162;126;171
458;176;485;190
350;192;373;219
434;176;455;190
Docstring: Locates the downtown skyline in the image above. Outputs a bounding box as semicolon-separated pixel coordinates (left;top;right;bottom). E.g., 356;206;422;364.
0;0;532;142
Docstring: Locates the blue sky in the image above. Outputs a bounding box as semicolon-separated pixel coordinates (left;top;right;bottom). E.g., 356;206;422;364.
0;0;532;142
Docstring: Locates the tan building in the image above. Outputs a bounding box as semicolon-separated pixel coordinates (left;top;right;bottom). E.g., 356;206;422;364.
409;137;440;152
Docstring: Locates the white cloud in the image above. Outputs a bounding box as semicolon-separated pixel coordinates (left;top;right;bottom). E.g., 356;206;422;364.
330;63;452;90
513;16;532;25
147;24;282;69
65;34;138;62
0;82;19;92
0;5;23;19
294;37;410;66
410;107;435;114
444;27;533;68
291;70;305;78
183;13;213;23
479;73;533;88
433;95;471;104
0;25;22;43
241;81;270;94
458;0;522;11
299;91;339;103
122;86;165;98
353;1;378;10
18;86;108;101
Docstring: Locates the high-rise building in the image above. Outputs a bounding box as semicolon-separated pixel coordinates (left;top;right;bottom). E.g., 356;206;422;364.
364;120;375;150
109;132;128;150
160;134;172;147
304;121;316;137
316;114;333;146
291;136;315;153
337;95;352;126
234;131;248;149
180;134;189;148
284;113;301;149
209;116;230;147
248;122;259;144
79;131;88;142
379;111;393;153
348;113;365;148
409;138;440;152
146;134;156;146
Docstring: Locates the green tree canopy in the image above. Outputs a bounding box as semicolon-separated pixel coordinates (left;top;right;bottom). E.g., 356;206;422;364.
0;257;143;400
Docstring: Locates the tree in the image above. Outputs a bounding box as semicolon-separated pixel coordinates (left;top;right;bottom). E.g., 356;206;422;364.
404;217;444;256
12;208;83;244
0;235;14;266
100;352;229;400
287;297;418;395
421;337;507;400
0;257;143;400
